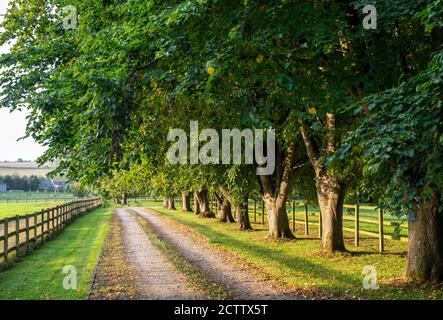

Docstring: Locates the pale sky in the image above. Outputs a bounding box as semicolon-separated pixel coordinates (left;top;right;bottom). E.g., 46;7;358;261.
0;0;47;161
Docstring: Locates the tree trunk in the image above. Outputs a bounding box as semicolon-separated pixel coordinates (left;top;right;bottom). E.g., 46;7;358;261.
121;194;127;206
216;193;235;223
167;197;176;210
196;187;215;218
257;146;295;239
263;194;292;238
193;192;200;215
234;198;252;230
181;192;192;212
300;116;347;252
316;174;347;252
406;188;443;282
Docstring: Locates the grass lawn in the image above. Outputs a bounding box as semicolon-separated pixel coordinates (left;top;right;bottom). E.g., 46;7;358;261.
146;205;443;300
0;206;113;300
0;202;68;219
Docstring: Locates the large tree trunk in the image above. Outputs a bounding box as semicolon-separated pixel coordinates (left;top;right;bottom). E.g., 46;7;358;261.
219;188;251;229
406;188;443;282
316;175;347;252
215;192;235;223
196;187;215;218
167;197;176;210
262;194;292;238
181;192;192;212
234;198;252;230
300;115;347;252
257;146;295;239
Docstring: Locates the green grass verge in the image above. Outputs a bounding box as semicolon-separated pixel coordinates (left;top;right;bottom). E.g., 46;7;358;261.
145;206;443;300
0;206;113;300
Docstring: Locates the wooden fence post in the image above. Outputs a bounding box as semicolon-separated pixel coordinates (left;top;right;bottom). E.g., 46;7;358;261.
318;211;322;239
62;204;65;227
57;206;61;231
15;216;20;260
304;203;309;235
55;206;58;232
4;218;8;263
292;202;295;231
40;211;44;242
47;211;50;233
355;204;360;247
51;208;55;234
33;213;37;242
378;208;384;252
25;214;30;255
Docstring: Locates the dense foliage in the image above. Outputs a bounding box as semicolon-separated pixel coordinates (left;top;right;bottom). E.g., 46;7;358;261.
0;0;442;280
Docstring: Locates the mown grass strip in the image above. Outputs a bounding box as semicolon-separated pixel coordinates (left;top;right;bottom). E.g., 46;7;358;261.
0;206;113;300
89;213;138;300
128;209;231;300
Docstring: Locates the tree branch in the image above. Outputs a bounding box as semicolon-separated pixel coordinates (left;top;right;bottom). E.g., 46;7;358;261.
278;145;295;199
299;118;320;172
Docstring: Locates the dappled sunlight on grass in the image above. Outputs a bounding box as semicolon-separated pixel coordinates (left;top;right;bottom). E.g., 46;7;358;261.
148;206;442;300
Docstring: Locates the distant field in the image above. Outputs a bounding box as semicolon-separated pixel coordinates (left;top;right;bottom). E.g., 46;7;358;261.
0;202;70;219
0;192;78;218
0;192;75;201
0;168;52;177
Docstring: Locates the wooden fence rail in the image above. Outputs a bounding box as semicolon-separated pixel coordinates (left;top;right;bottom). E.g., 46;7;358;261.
0;198;102;264
0;197;77;204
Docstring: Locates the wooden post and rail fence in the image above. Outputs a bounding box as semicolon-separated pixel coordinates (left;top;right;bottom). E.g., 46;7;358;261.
207;197;405;253
247;200;405;252
0;198;102;264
